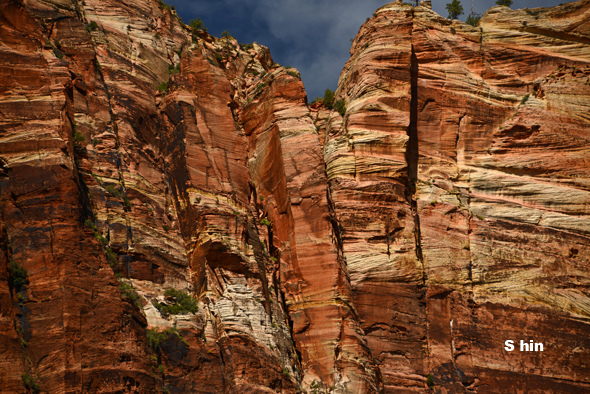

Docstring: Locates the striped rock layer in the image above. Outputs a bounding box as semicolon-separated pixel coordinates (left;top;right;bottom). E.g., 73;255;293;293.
323;0;590;392
0;0;589;393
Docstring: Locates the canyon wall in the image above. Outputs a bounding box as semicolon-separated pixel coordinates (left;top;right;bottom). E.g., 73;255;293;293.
0;0;589;393
323;0;590;392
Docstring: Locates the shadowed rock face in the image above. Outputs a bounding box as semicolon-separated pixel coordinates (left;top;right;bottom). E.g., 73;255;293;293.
0;0;589;393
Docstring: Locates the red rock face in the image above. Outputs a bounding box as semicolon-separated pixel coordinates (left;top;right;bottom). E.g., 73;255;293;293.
324;0;590;392
1;0;590;392
240;70;380;391
0;0;297;392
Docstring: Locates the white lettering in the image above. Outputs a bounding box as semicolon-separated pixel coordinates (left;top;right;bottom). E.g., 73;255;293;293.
512;340;543;351
504;340;514;351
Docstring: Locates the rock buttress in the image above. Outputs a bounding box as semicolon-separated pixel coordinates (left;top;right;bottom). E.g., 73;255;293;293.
1;0;381;391
323;1;590;392
0;0;298;391
239;66;381;392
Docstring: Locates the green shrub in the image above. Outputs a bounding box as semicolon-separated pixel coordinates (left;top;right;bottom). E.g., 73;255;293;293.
157;81;168;93
105;185;121;197
53;47;64;60
168;63;180;74
334;99;346;116
147;327;187;350
21;373;40;394
85;21;99;32
123;196;131;210
241;43;254;50
106;247;118;267
84;219;98;232
119;281;142;309
95;233;108;246
147;328;167;350
426;373;434;387
221;30;231;38
260;218;271;227
152;288;198;315
73;129;85;143
521;94;530;105
189;18;205;31
73;127;86;154
323;89;334;109
496;0;512;7
286;70;300;79
9;261;29;291
466;14;481;26
214;53;223;63
158;0;171;11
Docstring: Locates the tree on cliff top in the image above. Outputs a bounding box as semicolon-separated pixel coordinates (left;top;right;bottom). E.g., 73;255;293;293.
323;89;335;109
466;14;481;26
446;0;464;19
496;0;513;7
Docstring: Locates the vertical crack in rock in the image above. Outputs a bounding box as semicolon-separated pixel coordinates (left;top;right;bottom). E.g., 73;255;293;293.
407;44;425;287
3;0;590;391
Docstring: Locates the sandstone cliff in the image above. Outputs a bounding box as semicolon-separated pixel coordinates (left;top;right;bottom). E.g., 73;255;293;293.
0;0;589;393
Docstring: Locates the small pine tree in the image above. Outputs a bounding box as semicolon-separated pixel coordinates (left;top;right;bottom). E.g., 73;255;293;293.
466;14;481;26
323;89;334;109
495;0;513;7
445;0;464;20
189;18;205;31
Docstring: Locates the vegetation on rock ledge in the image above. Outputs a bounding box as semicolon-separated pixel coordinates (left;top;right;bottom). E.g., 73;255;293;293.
153;288;198;316
22;373;40;394
147;327;188;350
9;260;29;292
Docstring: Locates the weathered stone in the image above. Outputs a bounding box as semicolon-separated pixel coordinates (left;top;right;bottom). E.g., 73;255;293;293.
321;0;590;392
1;0;590;392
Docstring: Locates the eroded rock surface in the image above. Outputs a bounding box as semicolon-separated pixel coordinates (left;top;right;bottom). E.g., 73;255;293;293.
323;0;590;392
0;0;589;393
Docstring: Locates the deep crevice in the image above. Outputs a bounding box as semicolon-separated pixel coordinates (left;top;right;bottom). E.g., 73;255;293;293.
407;44;425;286
407;45;418;185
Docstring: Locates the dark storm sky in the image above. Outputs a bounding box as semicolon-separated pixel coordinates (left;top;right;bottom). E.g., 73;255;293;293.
164;0;576;100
